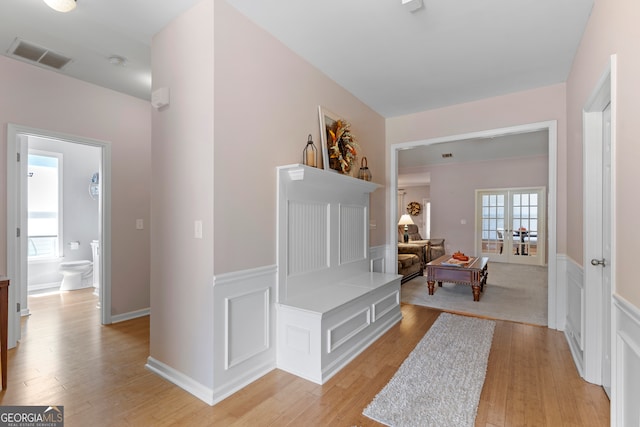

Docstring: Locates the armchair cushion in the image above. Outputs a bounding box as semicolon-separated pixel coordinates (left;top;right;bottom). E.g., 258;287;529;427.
398;242;429;267
397;253;422;283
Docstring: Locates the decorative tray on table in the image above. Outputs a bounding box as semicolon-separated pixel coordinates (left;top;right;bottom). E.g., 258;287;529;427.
440;253;475;267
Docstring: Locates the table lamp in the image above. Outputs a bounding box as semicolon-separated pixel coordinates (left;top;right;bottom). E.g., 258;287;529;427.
398;214;414;243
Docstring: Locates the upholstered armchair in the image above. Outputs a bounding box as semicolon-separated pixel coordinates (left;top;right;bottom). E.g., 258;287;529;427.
397;224;446;282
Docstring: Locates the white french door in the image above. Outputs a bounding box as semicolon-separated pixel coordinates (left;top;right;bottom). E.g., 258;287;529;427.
476;187;546;265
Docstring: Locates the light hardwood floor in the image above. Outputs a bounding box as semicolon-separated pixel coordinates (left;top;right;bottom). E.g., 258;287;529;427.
0;288;609;426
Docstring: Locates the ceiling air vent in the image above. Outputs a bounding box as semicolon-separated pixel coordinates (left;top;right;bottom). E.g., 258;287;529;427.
8;38;72;70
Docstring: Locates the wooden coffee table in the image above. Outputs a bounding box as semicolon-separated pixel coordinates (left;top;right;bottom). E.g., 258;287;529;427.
425;255;489;301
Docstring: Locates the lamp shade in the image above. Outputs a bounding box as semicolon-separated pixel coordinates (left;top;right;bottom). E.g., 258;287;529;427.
44;0;77;13
398;214;414;226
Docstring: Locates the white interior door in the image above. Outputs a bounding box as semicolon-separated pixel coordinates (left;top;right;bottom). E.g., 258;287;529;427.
600;103;612;398
477;187;546;265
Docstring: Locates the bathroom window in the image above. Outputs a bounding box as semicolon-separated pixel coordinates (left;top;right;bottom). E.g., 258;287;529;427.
28;150;63;259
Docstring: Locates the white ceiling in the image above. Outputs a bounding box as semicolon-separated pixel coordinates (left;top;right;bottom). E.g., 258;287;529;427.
0;0;591;180
226;0;593;117
0;0;203;100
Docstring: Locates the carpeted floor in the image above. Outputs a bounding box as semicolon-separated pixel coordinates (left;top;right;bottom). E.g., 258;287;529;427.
401;261;547;325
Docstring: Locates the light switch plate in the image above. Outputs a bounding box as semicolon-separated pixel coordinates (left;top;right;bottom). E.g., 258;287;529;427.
194;220;203;239
136;219;144;230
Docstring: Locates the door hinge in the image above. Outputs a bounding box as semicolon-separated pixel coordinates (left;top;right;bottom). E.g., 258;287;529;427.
17;152;20;162
17;302;20;313
16;227;20;238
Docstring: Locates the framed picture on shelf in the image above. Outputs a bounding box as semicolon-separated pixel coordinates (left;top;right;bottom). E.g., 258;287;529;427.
318;106;339;172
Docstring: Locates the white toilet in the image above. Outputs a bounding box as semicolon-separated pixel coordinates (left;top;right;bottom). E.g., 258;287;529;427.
59;260;93;291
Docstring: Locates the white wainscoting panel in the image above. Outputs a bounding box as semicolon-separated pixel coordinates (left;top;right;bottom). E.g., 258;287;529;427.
613;294;640;426
211;265;277;405
564;257;584;376
369;245;386;273
225;287;270;369
340;204;366;264
288;201;328;275
553;254;568;331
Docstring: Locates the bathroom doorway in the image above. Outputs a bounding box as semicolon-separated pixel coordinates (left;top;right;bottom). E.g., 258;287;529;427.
27;140;100;300
6;124;112;348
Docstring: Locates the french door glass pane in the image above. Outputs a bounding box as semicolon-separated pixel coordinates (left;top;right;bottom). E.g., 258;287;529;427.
480;191;505;254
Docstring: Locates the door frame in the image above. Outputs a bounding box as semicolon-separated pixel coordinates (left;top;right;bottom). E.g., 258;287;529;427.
583;56;616;390
6;124;113;348
389;120;559;328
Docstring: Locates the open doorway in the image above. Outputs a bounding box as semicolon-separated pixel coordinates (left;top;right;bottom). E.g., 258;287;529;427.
6;124;112;348
390;120;559;329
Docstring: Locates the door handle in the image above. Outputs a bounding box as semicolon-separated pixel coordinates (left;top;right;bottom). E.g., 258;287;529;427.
591;258;606;267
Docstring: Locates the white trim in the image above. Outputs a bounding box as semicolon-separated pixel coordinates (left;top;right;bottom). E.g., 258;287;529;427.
111;308;150;323
7;124;113;349
212;264;277;286
389;120;559;329
369;245;387;273
146;356;214;405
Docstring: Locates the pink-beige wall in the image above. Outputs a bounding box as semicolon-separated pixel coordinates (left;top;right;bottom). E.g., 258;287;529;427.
386;84;567;255
214;0;387;275
0;55;151;316
429;156;548;255
566;0;640;306
150;0;215;388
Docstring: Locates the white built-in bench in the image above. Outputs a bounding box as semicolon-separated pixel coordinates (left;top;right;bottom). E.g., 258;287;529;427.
276;165;402;384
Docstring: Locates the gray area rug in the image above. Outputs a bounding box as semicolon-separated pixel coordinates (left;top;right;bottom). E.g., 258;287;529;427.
363;313;495;427
401;262;547;325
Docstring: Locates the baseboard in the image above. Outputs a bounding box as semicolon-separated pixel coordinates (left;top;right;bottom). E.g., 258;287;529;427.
111;307;150;323
28;282;61;293
146;356;214;405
